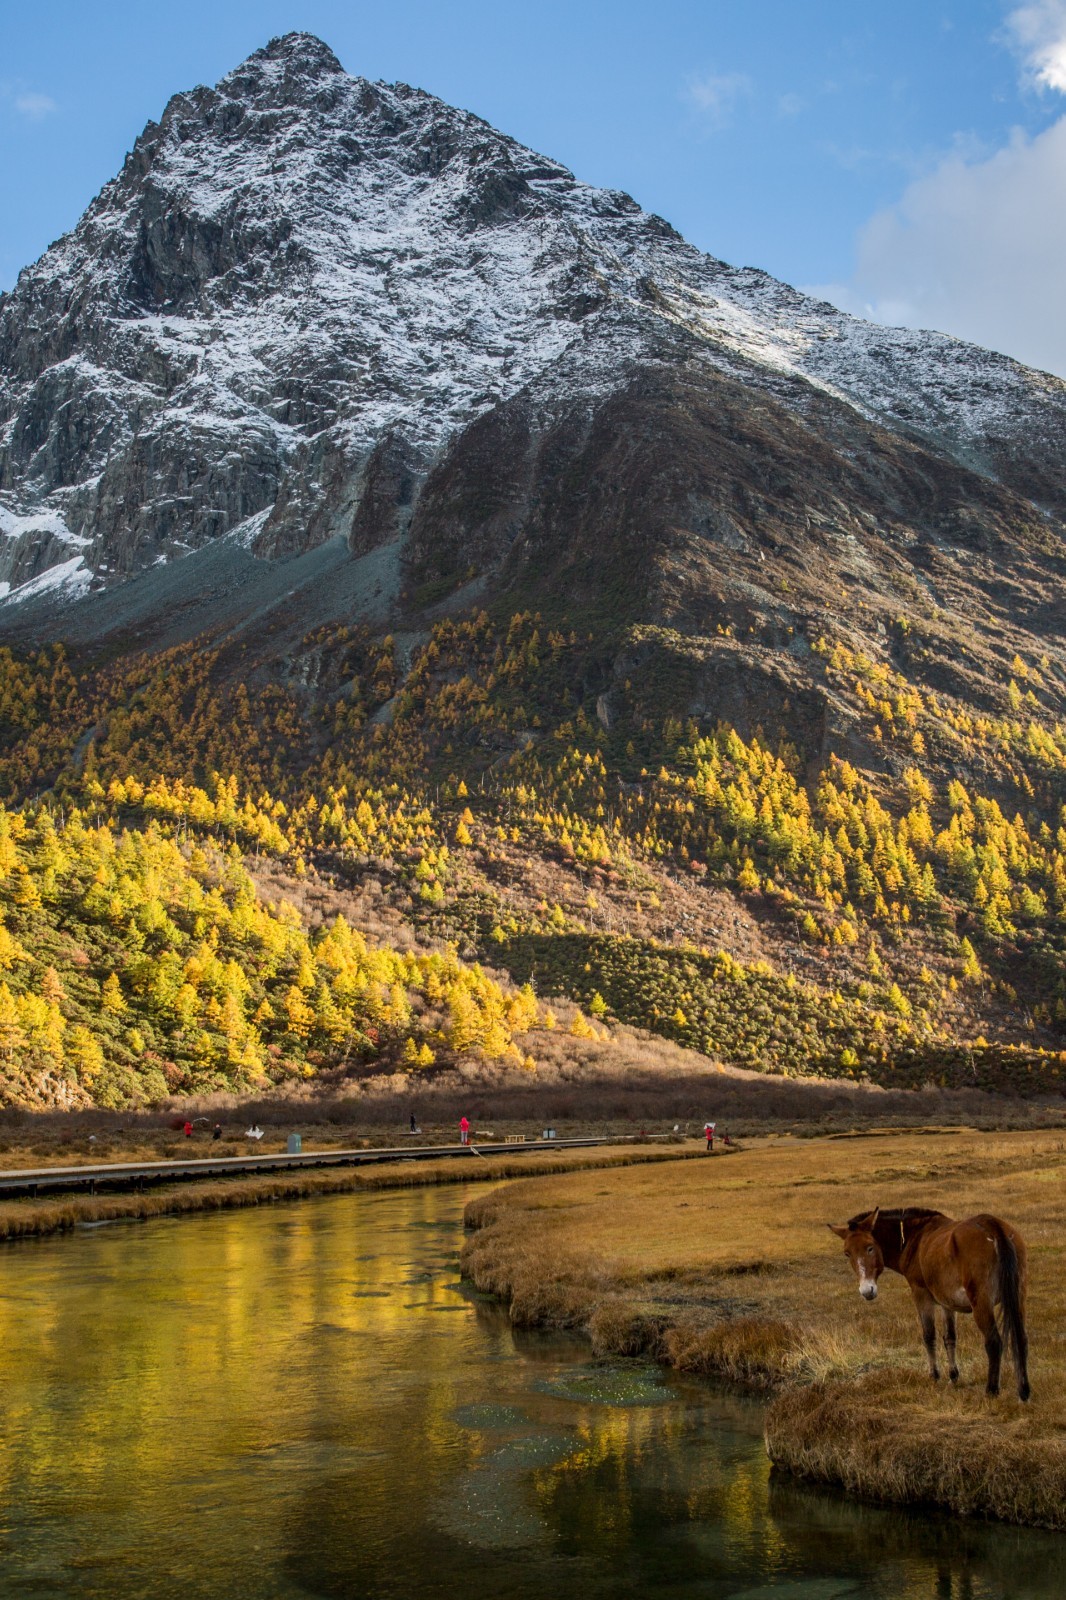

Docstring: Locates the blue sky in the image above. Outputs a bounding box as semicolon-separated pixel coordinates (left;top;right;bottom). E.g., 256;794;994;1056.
3;0;1065;372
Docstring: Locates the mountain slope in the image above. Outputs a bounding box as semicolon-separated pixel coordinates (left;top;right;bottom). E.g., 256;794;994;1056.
2;35;1066;1111
1;30;1064;619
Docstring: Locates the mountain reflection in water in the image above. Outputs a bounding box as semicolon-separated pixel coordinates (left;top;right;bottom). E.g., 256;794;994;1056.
0;1185;1058;1598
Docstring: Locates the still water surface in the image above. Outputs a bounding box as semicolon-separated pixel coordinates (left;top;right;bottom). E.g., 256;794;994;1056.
0;1185;1061;1598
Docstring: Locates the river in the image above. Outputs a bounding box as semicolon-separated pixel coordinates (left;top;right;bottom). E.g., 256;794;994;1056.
0;1184;1060;1597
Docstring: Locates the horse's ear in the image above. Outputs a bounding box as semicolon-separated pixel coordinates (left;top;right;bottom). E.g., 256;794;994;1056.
827;1223;848;1238
869;1206;880;1230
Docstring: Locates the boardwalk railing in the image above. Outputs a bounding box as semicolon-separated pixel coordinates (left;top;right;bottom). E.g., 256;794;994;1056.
0;1135;661;1199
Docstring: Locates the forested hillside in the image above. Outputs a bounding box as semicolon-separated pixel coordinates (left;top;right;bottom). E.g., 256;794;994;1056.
1;603;1065;1107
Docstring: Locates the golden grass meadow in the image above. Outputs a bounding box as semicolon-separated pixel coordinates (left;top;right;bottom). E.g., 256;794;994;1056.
461;1126;1066;1528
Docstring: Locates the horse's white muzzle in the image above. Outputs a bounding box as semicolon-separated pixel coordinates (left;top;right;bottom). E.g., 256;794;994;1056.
859;1283;878;1302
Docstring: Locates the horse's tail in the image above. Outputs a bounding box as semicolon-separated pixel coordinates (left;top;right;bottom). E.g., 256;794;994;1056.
988;1216;1030;1400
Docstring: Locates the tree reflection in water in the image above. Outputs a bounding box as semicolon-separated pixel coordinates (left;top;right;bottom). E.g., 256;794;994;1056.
0;1186;1058;1599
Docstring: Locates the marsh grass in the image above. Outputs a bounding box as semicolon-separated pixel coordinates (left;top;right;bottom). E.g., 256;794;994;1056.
461;1127;1066;1528
765;1371;1066;1529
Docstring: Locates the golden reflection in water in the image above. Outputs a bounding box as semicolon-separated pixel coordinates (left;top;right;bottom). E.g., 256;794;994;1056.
0;1187;1057;1597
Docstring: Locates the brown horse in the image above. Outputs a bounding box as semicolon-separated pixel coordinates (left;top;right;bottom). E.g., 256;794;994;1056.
828;1206;1030;1401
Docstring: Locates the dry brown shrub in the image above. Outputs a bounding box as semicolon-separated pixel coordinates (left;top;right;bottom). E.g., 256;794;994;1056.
508;1276;596;1330
664;1316;799;1387
588;1299;662;1359
460;1214;589;1327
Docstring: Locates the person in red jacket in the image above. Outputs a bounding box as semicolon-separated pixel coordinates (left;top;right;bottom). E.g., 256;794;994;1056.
704;1121;716;1152
183;1120;193;1139
459;1116;470;1146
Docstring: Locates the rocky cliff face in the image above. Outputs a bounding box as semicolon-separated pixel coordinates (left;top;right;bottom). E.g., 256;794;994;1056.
1;29;1064;628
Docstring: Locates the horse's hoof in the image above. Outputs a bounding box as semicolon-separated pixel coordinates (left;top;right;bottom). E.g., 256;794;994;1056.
1019;1383;1031;1403
949;1370;959;1384
985;1386;1000;1399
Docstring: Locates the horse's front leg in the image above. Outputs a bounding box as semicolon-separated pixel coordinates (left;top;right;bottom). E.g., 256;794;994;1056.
971;1291;1003;1397
941;1308;959;1384
912;1287;940;1381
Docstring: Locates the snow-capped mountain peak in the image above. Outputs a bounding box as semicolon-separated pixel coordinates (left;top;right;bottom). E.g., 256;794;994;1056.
1;33;1063;607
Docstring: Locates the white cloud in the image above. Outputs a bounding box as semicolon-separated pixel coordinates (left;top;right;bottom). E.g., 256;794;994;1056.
806;116;1066;377
11;92;57;121
1007;0;1066;91
683;70;753;128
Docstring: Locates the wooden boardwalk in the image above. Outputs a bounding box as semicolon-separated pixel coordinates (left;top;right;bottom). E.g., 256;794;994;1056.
0;1135;623;1199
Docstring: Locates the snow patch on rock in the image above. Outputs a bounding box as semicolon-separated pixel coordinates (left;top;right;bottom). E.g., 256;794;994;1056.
0;555;91;607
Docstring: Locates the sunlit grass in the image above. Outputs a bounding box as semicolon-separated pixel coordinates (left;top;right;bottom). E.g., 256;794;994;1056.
462;1127;1066;1526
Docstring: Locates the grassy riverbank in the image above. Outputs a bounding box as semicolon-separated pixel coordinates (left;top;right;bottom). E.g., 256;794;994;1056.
0;1141;701;1242
461;1127;1066;1529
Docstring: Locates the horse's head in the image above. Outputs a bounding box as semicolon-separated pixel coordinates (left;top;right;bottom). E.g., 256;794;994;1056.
828;1208;883;1301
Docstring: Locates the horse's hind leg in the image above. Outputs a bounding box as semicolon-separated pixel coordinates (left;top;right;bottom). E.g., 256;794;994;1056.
971;1292;1003;1397
913;1288;940;1381
940;1309;959;1384
1015;1319;1031;1404
1007;1260;1030;1402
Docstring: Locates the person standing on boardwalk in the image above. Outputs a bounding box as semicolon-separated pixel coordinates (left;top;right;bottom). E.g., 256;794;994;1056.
704;1121;716;1152
459;1116;471;1146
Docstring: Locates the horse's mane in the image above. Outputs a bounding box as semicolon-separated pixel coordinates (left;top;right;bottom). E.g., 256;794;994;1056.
847;1205;944;1230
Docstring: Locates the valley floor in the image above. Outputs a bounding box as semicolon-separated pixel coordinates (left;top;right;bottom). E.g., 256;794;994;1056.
461;1127;1066;1529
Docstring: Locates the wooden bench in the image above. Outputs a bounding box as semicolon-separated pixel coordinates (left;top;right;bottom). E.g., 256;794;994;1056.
503;1134;526;1145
